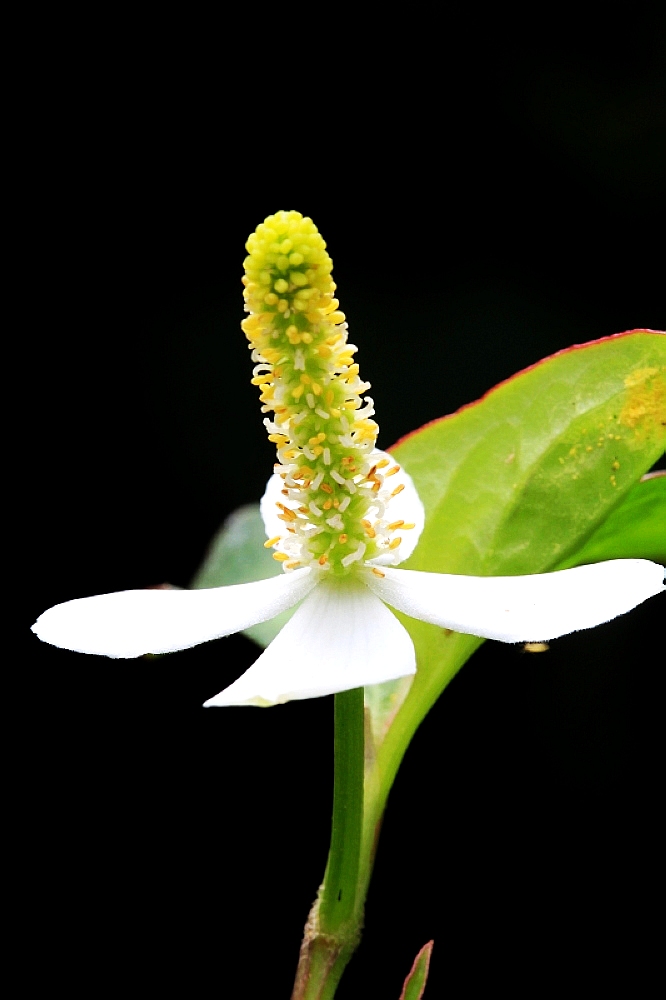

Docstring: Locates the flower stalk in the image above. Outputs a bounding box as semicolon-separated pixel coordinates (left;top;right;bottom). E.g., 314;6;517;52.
321;688;365;931
292;688;365;1000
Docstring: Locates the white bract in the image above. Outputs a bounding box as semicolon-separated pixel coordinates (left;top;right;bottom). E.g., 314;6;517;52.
32;451;664;707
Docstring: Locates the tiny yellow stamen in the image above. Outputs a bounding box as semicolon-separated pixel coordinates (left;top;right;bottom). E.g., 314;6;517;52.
385;465;401;477
276;503;297;520
388;520;404;531
319;554;329;565
372;568;386;578
389;537;402;549
264;536;281;548
391;483;405;497
273;552;289;562
320;483;333;494
339;534;348;544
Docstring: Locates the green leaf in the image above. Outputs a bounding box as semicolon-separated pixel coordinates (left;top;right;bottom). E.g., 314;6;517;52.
368;331;665;828
557;472;666;566
399;941;434;1000
191;505;279;589
397;331;665;579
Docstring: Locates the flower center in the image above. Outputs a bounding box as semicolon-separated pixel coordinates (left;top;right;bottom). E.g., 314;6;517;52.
243;211;414;577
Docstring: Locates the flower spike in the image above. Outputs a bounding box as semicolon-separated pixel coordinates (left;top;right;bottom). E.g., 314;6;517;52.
242;211;422;575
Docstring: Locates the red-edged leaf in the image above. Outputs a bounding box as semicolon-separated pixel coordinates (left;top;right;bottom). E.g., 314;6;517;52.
399;940;434;1000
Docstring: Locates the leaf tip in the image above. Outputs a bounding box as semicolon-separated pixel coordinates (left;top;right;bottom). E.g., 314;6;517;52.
399;940;434;1000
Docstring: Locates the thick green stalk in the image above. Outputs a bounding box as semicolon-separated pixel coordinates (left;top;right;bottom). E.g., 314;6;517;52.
292;636;485;998
291;688;365;999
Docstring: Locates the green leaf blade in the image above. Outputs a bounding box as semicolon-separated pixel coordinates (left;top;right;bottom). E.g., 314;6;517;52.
368;331;665;823
399;940;434;1000
557;472;666;566
394;330;665;578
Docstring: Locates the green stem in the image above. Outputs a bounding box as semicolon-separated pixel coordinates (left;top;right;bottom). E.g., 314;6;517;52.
320;687;365;930
292;634;485;998
291;688;365;999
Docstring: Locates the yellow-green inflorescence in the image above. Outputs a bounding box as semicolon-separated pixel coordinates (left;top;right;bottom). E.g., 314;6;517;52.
242;211;411;577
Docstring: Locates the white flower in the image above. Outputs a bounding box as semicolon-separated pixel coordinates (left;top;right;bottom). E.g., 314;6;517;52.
31;212;666;707
32;450;664;708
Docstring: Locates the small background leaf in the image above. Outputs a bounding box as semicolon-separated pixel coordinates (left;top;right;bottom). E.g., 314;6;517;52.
189;504;294;647
399;940;434;1000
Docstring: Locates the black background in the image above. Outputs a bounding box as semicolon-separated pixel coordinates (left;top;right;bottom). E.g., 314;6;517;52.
21;10;664;997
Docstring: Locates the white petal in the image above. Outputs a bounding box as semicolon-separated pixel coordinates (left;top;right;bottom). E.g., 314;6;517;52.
366;450;425;565
204;577;416;707
32;569;316;658
260;473;290;541
365;560;665;643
